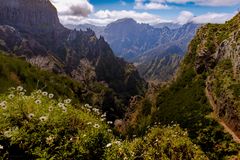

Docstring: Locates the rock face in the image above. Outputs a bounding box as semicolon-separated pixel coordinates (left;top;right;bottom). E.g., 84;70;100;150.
0;0;147;106
190;13;240;138
215;30;240;78
0;0;63;32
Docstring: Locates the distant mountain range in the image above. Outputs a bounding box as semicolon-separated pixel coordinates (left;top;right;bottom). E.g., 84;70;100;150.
68;19;201;82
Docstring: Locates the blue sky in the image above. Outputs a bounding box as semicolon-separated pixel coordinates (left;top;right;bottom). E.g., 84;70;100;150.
51;0;240;26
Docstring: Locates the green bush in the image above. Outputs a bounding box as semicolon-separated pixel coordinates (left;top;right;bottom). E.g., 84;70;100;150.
0;87;113;159
104;125;208;160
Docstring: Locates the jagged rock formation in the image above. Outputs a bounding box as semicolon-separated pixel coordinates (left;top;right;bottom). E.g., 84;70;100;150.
83;18;200;82
0;0;147;117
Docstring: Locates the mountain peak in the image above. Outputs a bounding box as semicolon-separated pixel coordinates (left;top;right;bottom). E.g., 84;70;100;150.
110;18;137;26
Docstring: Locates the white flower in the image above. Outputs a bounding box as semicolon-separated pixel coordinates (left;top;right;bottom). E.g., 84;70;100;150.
42;92;48;96
0;101;7;110
48;106;53;112
107;121;113;124
46;136;54;145
17;86;23;91
87;122;92;125
85;104;92;109
86;109;91;112
101;112;106;118
28;113;35;119
0;101;6;106
35;99;41;104
4;130;12;138
39;116;48;122
8;94;15;99
107;129;112;132
37;90;42;94
93;108;99;113
64;99;71;104
48;93;54;99
94;124;100;128
0;145;3;149
62;107;67;113
101;118;105;122
58;103;64;108
19;92;25;96
106;143;112;148
115;141;121;145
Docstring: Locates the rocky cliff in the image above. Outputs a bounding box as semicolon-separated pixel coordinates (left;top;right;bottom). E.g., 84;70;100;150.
190;13;240;139
0;0;63;31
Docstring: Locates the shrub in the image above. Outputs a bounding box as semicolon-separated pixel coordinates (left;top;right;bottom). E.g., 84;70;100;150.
0;87;113;159
104;125;208;160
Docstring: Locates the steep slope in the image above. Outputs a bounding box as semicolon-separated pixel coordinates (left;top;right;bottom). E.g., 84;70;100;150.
193;14;240;139
0;51;126;119
124;13;240;159
0;0;147;111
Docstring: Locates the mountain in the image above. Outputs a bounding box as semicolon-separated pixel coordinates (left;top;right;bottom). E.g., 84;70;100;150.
0;0;147;118
65;24;105;38
153;22;182;29
103;18;160;60
135;22;201;81
64;19;200;82
124;13;240;159
101;18;200;81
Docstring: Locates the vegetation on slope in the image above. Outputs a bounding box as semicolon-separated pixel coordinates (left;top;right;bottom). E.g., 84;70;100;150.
0;87;113;159
104;125;207;160
0;87;208;159
0;51;126;119
124;13;240;159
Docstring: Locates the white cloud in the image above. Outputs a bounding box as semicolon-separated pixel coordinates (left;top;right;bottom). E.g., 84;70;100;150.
49;0;236;26
166;0;240;6
134;0;240;8
134;0;170;10
176;11;235;24
51;0;94;17
192;12;235;23
61;10;170;26
176;11;194;24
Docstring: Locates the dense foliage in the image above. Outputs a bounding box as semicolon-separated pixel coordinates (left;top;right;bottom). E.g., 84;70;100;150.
104;125;207;160
0;87;209;159
0;87;113;159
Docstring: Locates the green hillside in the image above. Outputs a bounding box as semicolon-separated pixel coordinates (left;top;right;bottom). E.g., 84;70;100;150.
0;88;207;159
0;51;126;119
124;13;240;159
